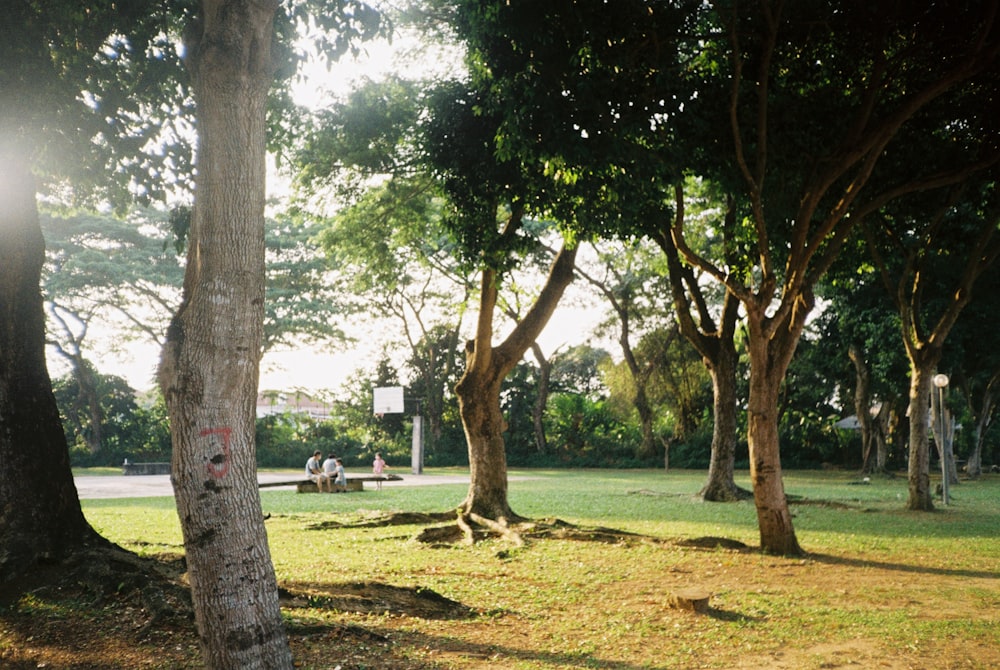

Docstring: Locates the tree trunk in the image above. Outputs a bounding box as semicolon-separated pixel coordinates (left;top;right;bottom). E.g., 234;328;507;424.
967;406;987;478
634;383;657;460
745;317;802;556
0;159;102;582
455;241;577;521
529;342;551;454
158;3;291;668
906;363;937;511
456;363;515;520
848;344;875;473
873;400;894;474
699;341;748;501
963;380;993;479
658;191;747;502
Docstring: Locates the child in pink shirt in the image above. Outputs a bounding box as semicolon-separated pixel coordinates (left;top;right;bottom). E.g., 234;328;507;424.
372;453;387;490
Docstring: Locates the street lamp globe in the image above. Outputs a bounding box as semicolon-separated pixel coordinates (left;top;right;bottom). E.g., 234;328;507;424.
933;373;949;388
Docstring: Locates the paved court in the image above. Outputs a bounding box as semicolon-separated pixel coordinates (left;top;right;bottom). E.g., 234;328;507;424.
74;471;472;499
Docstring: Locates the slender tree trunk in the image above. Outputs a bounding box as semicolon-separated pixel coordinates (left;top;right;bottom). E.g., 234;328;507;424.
634;383;656;460
699;341;748;501
964;381;993;478
659;191;747;502
68;359;104;454
967;411;987;478
529;343;551;454
848;344;875;473
873;400;893;474
0;159;102;582
158;3;291;668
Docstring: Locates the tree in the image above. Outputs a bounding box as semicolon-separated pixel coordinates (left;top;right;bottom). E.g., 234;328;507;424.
0;0;189;585
577;240;668;460
455;0;999;552
865;176;1000;509
421;79;581;523
158;2;385;664
0;165;105;581
40;208;186;452
157;2;296;666
655;187;749;500
317;177;474;450
295;77;477;453
950;263;1000;478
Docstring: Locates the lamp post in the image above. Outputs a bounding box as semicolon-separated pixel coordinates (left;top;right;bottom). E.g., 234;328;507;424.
933;373;950;505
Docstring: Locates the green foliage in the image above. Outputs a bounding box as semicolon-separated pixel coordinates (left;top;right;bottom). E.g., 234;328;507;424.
778;336;853;468
542;393;648;467
55;373;171;467
1;1;194;206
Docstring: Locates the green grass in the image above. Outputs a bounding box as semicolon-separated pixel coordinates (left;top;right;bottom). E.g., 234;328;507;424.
78;468;1000;669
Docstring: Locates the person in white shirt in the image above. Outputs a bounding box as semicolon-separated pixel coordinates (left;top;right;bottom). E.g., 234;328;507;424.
305;450;331;492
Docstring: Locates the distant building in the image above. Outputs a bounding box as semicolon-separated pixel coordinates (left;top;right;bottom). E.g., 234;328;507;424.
256;391;332;420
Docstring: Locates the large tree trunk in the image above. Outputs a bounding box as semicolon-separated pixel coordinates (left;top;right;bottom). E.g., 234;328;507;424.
456;364;515;520
157;3;291;668
0;160;102;582
455;241;577;521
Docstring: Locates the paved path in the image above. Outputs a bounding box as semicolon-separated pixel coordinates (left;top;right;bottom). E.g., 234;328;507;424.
74;471;472;499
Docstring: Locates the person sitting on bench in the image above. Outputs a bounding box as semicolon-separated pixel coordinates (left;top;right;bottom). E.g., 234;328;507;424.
331;458;347;492
305;450;331;492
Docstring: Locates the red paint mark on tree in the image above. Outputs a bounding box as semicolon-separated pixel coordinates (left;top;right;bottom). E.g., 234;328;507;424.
200;427;232;478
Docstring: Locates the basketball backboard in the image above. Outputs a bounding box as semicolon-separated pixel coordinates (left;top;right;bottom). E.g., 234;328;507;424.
372;386;405;414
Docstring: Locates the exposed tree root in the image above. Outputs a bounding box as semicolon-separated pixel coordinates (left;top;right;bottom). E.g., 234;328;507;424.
307;510;455;531
698;483;754;502
307;509;756;556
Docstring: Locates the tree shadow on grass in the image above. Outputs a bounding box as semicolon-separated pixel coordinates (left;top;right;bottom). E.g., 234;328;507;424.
804;552;999;580
280;580;476;620
381;626;672;670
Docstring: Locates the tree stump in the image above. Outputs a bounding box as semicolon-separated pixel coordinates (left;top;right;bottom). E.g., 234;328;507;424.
668;588;711;613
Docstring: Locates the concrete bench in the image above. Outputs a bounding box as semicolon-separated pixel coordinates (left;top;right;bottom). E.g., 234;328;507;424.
258;474;402;493
122;462;171;475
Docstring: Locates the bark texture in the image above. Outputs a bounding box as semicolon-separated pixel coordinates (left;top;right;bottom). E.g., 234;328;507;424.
0;159;103;583
744;313;803;556
158;2;291;668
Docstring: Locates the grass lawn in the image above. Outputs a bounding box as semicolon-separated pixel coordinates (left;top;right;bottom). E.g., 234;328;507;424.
5;468;999;669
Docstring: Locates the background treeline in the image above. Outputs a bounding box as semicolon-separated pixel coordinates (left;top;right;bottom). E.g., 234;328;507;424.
57;327;1000;472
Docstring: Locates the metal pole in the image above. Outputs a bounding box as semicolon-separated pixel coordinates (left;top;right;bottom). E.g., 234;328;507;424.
933;373;949;506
